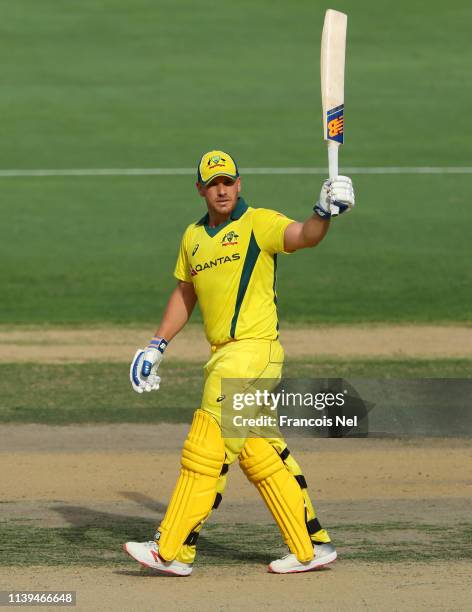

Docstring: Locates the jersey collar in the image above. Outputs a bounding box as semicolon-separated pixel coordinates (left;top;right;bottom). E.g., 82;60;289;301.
196;197;248;236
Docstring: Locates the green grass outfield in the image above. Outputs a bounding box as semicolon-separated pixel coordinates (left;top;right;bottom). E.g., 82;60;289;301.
1;175;471;325
1;521;470;567
0;358;470;424
0;1;471;325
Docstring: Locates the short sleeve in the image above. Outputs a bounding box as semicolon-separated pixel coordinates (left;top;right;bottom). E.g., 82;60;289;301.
173;227;193;282
252;208;295;254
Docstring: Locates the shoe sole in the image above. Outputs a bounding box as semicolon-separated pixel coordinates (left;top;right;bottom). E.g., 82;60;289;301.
122;544;192;577
268;551;337;574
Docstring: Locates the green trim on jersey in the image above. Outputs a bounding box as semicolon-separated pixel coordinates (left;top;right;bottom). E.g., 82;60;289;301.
230;230;261;338
196;198;249;238
273;253;280;335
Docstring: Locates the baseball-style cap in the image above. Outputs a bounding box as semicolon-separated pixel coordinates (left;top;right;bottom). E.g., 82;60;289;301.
197;150;239;185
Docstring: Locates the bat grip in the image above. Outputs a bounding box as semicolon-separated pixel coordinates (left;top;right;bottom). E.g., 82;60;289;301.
328;140;339;179
327;141;340;217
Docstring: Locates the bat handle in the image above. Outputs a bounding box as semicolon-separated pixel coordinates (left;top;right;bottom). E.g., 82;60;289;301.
328;140;339;179
327;140;340;216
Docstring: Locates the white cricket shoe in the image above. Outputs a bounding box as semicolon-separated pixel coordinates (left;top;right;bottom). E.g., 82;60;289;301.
268;542;337;574
123;541;193;576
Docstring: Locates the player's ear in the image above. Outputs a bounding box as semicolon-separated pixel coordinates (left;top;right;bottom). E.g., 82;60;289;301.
236;177;241;194
196;182;206;197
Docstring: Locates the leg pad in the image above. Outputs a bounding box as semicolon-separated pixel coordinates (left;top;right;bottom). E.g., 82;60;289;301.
157;410;225;560
239;438;314;562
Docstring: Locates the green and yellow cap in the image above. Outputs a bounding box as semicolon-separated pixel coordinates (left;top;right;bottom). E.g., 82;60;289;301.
197;150;239;185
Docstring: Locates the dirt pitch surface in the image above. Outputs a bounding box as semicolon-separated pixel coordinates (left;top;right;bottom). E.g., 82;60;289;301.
0;324;471;362
3;562;471;611
1;425;471;611
1;326;470;610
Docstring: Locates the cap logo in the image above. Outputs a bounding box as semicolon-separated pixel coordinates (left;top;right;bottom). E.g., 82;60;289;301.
208;155;226;169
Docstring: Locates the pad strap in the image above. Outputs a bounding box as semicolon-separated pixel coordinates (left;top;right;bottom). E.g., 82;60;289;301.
279;447;290;461
306;517;322;535
184;531;199;546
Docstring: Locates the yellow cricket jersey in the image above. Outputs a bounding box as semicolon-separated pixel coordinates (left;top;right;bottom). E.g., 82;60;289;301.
174;198;294;346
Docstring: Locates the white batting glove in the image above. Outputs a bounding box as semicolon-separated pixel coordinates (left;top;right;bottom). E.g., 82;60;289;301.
130;337;168;394
314;175;355;218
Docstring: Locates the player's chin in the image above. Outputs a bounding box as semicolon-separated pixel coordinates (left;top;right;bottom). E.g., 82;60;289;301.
215;200;233;212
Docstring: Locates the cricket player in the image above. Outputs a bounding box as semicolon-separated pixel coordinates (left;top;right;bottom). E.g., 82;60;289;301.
124;150;355;575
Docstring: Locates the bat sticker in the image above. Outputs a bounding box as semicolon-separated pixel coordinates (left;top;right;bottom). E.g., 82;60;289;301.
326;104;344;144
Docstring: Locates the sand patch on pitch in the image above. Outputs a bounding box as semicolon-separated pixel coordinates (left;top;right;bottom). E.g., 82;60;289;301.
0;324;471;362
1;426;470;504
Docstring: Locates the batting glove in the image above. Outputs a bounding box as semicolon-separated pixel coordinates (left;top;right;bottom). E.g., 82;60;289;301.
314;175;355;218
130;336;168;394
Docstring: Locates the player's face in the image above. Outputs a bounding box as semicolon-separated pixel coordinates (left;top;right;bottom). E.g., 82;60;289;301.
197;176;241;218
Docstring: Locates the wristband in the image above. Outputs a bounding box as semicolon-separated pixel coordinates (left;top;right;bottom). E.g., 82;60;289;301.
147;336;168;353
313;203;331;219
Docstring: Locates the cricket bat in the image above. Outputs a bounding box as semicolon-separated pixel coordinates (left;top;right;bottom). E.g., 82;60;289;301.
320;9;347;216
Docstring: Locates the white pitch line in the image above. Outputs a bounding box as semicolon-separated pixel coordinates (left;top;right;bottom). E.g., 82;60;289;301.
0;167;472;178
245;167;472;175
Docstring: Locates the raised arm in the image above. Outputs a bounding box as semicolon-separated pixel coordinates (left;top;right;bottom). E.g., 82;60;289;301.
284;215;330;252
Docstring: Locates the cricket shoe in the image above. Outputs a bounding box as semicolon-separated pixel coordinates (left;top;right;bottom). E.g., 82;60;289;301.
268;542;337;574
123;541;193;576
